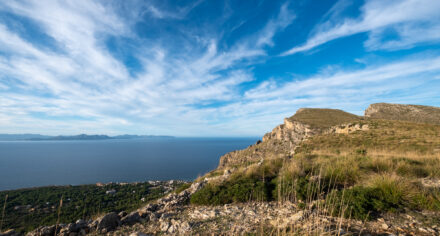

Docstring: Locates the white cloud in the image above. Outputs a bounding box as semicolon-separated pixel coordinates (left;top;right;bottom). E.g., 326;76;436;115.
282;0;440;55
0;1;439;137
256;3;295;47
0;1;295;136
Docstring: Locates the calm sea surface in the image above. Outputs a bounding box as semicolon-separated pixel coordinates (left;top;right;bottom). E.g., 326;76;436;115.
0;138;257;191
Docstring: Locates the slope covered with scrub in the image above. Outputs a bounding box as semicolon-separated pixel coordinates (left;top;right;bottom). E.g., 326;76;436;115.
365;103;440;125
192;104;440;221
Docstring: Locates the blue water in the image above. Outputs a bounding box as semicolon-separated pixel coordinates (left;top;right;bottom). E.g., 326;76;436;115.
0;138;257;191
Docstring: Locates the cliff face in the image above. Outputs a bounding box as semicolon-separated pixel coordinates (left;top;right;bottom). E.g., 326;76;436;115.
365;103;440;125
218;108;361;169
262;118;319;144
217;118;316;169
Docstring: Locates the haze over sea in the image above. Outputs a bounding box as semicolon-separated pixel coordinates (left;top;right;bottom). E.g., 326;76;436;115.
0;137;257;191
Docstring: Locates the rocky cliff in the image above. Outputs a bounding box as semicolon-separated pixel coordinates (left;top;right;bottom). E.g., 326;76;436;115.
365;103;440;125
218;108;361;169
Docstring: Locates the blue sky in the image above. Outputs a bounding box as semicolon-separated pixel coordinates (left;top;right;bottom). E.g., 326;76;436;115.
0;0;440;137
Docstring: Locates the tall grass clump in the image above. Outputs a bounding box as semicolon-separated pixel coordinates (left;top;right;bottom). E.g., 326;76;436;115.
1;194;7;232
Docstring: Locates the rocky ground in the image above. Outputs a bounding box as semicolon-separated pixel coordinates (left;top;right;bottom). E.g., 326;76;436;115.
3;180;436;236
107;202;440;235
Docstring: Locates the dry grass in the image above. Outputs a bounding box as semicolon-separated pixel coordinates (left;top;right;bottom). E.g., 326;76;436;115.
194;118;440;234
366;103;440;125
288;108;361;129
1;194;7;232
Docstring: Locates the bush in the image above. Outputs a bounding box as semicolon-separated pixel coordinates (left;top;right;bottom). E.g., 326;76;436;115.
174;182;192;194
329;175;439;219
330;185;406;220
190;176;276;205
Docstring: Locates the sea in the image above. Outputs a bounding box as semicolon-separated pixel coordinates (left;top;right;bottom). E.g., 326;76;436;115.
0;137;257;191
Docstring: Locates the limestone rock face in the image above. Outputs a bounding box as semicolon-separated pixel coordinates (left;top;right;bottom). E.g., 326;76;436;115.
365;103;440;125
262;118;319;145
218;108;363;170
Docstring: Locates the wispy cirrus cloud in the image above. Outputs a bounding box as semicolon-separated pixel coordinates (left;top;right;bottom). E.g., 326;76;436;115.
0;0;297;136
0;1;439;137
282;0;440;56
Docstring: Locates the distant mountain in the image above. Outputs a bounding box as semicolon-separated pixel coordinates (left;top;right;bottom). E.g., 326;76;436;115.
32;134;111;141
112;135;174;139
0;134;52;141
0;134;174;141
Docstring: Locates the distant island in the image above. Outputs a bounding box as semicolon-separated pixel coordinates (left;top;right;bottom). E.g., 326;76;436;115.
0;134;174;141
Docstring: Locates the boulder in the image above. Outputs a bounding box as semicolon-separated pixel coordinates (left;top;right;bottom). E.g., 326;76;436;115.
26;225;63;236
121;212;141;225
96;212;120;232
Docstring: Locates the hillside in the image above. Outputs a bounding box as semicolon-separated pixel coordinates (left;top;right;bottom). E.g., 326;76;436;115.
365;103;440;125
3;103;440;236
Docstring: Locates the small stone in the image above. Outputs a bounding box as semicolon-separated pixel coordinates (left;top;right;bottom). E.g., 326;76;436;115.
381;223;389;230
160;221;170;232
118;211;127;218
129;232;150;236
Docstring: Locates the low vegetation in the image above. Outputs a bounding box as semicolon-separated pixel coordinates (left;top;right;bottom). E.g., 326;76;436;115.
0;181;184;233
366;103;440;125
192;118;440;220
288;108;360;129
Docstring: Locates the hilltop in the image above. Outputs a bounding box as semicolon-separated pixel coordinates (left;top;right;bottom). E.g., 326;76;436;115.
287;108;361;129
2;103;440;236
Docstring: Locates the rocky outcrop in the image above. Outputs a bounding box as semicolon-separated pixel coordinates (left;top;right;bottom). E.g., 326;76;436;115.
325;123;369;134
262;118;320;151
365;103;440;125
219;108;361;169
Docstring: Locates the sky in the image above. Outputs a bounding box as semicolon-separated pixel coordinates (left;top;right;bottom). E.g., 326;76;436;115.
0;0;439;137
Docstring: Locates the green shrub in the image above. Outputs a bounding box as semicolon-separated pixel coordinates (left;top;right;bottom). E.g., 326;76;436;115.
190;176;276;205
174;182;192;194
329;176;438;219
330;185;405;220
355;149;367;155
396;164;429;178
